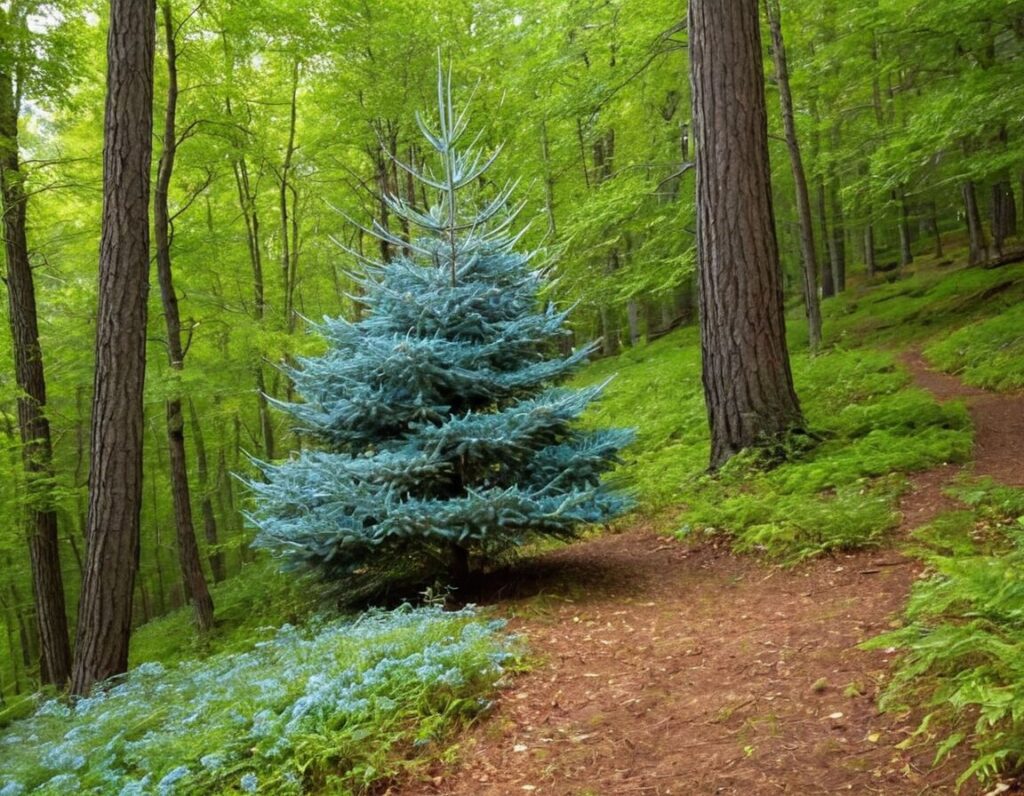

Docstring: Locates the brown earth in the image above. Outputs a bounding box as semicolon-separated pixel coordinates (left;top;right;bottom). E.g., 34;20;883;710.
397;350;1023;796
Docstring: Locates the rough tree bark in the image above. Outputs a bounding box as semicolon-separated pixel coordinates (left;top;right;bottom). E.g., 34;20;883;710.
72;0;156;695
689;0;804;470
0;17;73;688
153;0;213;632
764;0;821;352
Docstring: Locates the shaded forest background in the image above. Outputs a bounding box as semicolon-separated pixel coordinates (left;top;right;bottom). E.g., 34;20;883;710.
1;0;1022;696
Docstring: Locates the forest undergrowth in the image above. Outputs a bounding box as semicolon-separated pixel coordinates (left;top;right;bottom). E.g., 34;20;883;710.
3;254;1024;793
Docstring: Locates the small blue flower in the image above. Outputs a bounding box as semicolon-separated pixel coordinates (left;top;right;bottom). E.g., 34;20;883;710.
240;772;259;793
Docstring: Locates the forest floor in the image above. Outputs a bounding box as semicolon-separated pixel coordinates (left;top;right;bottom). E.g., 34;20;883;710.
403;350;1024;796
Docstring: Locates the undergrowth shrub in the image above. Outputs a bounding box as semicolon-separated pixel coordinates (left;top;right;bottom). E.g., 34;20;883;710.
0;606;516;795
867;480;1024;787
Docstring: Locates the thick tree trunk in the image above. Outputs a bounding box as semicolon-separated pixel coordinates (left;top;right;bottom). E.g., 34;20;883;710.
0;48;72;688
72;0;156;696
962;179;988;266
689;0;803;470
153;1;213;633
764;0;821;351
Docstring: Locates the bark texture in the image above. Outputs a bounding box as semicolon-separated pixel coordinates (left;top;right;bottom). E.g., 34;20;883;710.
72;0;156;695
689;0;803;470
0;47;72;687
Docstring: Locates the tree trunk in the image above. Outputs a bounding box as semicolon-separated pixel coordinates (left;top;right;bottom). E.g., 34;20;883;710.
626;299;640;347
962;180;988;266
896;189;913;268
864;223;877;277
689;0;804;470
0;38;72;688
929;201;944;258
992;179;1017;257
278;59;300;331
153;1;213;633
72;0;156;696
827;165;846;292
188;398;225;582
815;176;834;297
764;0;821;352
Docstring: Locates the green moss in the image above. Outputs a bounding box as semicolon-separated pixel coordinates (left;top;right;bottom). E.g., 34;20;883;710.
925;301;1024;390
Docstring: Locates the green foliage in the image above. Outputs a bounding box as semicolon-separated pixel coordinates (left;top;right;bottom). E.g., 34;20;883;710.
0;605;516;795
576;331;971;561
867;480;1024;787
926;301;1024;391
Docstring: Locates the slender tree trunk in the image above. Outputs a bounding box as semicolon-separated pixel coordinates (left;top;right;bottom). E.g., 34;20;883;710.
626;300;640;347
896;189;913;268
814;175;834;297
0;39;72;688
764;0;821;351
863;223;876;277
188;398;224;582
153;1;213;633
72;0;156;695
929;201;944;258
962;180;988;265
992;179;1017;257
827;159;846;291
278;59;300;331
689;0;803;470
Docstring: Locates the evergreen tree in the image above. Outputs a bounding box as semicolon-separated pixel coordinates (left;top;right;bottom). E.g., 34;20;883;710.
245;65;633;585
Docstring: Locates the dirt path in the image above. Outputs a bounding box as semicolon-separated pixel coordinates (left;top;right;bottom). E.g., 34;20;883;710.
406;352;1024;795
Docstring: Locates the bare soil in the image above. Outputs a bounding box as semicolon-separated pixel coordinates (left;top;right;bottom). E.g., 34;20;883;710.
398;350;1024;795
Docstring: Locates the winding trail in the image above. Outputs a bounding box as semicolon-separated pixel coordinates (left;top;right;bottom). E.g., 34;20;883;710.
407;350;1023;795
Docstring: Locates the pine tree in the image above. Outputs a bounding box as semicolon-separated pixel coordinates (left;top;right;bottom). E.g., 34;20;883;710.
245;64;633;586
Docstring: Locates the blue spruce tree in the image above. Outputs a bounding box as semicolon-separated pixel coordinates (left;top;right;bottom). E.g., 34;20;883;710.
245;65;633;586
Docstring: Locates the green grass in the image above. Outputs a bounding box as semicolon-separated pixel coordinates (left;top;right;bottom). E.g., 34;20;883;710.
576;332;971;561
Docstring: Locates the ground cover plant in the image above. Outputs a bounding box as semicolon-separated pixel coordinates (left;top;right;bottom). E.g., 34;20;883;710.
868;480;1024;787
0;605;515;795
